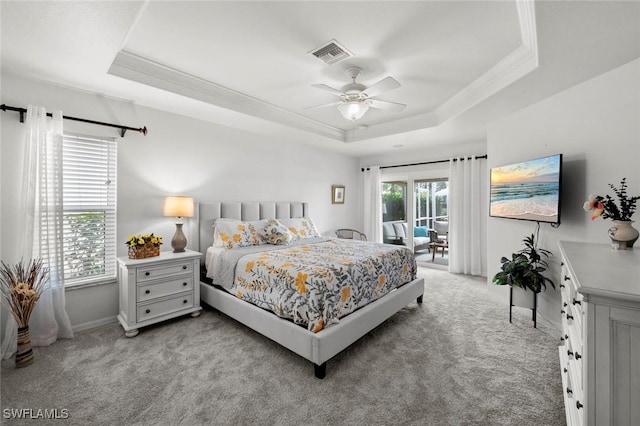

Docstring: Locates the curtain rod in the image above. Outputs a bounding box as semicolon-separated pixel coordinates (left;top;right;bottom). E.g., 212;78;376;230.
1;104;147;137
360;154;487;172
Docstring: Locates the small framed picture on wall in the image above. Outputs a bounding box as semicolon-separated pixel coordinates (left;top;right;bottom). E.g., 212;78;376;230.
332;185;345;204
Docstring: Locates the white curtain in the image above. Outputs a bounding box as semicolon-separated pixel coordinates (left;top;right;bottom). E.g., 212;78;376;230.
448;156;487;276
363;166;382;243
1;106;74;359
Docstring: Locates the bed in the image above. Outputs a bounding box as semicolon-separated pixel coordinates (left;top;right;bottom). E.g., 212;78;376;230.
197;201;424;378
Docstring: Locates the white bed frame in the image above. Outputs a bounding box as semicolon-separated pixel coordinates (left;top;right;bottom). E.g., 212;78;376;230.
197;202;424;378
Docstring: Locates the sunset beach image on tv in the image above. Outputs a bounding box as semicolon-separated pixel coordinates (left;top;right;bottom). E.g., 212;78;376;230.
490;154;562;224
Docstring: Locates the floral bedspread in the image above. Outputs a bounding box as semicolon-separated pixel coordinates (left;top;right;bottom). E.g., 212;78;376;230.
229;238;417;332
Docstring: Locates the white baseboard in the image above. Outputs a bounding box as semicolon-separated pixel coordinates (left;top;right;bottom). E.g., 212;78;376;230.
72;316;118;333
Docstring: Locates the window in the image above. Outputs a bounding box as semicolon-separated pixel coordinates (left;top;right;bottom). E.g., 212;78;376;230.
61;134;117;286
382;181;407;222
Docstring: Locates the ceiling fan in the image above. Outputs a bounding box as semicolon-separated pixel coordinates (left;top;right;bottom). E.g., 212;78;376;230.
307;67;406;121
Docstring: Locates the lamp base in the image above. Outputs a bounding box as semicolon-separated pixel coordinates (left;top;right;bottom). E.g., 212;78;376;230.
171;223;187;253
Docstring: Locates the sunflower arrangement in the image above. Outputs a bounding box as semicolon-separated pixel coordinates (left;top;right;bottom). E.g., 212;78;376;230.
125;233;163;248
0;259;47;328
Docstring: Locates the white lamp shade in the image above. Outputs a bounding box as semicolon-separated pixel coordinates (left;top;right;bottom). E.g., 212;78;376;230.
338;101;369;121
163;196;194;218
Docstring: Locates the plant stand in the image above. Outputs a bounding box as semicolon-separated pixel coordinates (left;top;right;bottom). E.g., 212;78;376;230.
509;286;538;328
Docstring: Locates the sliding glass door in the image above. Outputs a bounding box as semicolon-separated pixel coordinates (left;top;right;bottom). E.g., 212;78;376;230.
414;179;449;266
415;179;448;228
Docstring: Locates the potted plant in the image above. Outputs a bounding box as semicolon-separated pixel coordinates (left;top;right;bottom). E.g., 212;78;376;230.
493;233;555;327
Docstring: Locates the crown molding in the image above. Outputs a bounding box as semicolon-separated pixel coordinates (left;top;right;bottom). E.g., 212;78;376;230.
108;50;345;141
108;0;537;143
435;0;538;123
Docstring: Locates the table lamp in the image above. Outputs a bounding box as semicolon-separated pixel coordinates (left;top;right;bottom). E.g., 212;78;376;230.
163;196;194;253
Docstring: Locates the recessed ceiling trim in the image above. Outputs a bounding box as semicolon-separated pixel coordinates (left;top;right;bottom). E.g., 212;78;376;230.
108;50;346;141
435;0;538;123
345;111;439;143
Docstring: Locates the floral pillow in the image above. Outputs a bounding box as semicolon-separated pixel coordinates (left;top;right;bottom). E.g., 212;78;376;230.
259;219;293;245
278;218;320;241
213;219;266;249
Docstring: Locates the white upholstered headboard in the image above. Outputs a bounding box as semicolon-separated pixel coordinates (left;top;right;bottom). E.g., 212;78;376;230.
197;202;308;255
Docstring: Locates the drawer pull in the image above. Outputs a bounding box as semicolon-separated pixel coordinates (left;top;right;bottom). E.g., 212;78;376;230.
183;299;188;304
145;289;150;294
566;314;574;320
145;272;150;276
563;367;567;373
572;299;582;306
183;282;188;286
566;387;573;395
575;352;582;360
567;350;573;357
564;275;570;281
576;401;583;409
182;265;188;270
565;334;569;340
561;261;565;267
559;284;565;288
560;337;565;343
145;309;151;314
563;302;567;307
561;309;566;314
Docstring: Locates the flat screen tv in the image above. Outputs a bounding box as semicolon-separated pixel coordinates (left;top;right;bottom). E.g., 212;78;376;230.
490;153;562;224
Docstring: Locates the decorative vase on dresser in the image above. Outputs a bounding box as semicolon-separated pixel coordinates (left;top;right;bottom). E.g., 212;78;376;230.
558;241;640;426
608;220;639;249
117;249;202;337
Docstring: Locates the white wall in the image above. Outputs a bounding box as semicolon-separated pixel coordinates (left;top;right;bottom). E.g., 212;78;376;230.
487;58;640;329
1;74;362;333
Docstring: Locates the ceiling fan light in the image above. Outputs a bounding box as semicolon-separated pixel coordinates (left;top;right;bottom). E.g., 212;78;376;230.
338;101;369;121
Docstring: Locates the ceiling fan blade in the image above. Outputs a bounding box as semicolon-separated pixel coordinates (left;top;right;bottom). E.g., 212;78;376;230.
362;76;401;98
311;84;344;96
303;101;343;110
368;99;406;112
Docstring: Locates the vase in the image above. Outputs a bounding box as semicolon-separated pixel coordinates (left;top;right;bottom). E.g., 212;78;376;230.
608;220;639;250
15;326;34;368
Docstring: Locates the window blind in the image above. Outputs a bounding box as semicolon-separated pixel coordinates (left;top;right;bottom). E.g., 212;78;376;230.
61;134;117;285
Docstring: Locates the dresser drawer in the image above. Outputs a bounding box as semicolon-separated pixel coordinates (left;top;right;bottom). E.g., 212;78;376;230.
136;260;194;282
137;293;194;322
137;275;193;302
560;347;585;426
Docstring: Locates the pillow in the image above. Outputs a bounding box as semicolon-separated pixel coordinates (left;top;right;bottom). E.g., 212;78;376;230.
259;219;293;245
279;218;320;241
414;226;428;237
213;219;266;249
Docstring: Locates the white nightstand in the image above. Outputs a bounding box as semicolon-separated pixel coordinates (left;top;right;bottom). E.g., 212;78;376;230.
117;249;202;337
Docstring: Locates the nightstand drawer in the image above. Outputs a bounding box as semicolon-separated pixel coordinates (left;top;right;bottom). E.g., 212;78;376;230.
137;276;193;302
137;293;194;322
136;260;193;282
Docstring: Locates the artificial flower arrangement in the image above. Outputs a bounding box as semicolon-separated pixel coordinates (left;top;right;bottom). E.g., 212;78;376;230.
125;233;163;259
583;178;639;221
125;233;163;248
0;258;47;328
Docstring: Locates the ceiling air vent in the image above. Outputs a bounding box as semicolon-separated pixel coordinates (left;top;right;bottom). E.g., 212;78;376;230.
309;39;353;65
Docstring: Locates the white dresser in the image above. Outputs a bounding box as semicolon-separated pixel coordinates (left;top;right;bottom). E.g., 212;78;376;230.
558;241;640;426
117;249;202;337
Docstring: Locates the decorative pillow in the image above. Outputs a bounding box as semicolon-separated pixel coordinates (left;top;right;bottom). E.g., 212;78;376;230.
213;219;266;249
278;218;320;241
259;219;293;245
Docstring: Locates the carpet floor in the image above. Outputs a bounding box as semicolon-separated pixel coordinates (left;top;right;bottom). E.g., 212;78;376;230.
1;268;565;425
